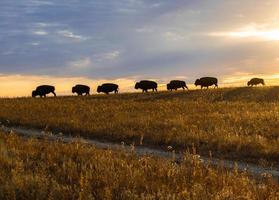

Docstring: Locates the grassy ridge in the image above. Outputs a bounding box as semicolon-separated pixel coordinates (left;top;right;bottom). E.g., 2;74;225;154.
0;132;278;199
0;87;279;165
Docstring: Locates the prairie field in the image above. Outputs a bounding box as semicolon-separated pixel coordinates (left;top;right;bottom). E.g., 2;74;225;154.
0;87;279;166
0;132;278;200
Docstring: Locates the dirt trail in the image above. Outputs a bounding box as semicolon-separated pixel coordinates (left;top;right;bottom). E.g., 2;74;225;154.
1;125;278;179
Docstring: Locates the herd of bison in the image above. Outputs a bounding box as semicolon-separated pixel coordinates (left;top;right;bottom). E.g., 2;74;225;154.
31;77;265;97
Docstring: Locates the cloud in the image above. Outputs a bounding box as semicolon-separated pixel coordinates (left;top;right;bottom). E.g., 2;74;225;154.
28;0;54;6
116;8;138;14
33;30;48;35
150;3;162;8
103;51;120;60
162;31;186;41
136;27;154;33
35;22;61;28
208;23;279;41
1;51;14;55
69;57;92;69
58;30;88;41
30;42;40;46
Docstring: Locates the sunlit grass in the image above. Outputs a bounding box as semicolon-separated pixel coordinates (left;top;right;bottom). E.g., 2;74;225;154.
0;132;278;200
0;87;278;165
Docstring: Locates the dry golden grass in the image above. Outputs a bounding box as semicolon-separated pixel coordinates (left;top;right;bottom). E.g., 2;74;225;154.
0;132;278;200
0;87;279;165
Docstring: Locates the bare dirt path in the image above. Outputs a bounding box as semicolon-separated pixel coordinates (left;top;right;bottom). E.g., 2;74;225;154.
1;125;278;179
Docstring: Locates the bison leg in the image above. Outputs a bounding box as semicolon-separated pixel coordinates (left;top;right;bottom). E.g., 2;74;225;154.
52;92;56;97
155;88;157;92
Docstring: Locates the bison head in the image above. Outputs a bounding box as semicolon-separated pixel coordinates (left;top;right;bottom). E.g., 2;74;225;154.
195;79;201;86
167;84;171;90
72;86;76;93
247;81;251;86
32;90;38;97
97;86;102;93
135;82;140;89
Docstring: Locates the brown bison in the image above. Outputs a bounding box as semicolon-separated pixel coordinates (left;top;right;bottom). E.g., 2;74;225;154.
72;84;90;96
32;85;56;98
135;80;158;93
195;77;218;89
167;80;188;91
97;83;119;94
248;78;265;86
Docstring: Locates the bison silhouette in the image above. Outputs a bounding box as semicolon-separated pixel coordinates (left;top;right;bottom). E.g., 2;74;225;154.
195;77;218;89
32;85;56;98
97;83;119;94
167;80;188;91
72;84;90;96
248;78;265;87
135;80;158;93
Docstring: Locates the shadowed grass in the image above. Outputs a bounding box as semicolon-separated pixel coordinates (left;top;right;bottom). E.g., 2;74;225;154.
0;133;278;200
0;87;278;165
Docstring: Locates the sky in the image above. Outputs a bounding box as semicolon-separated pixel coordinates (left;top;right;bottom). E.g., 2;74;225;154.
1;0;279;96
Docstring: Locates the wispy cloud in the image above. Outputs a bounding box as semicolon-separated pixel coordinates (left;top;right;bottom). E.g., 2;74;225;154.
58;30;88;41
208;23;279;41
30;42;40;46
33;30;48;36
136;27;153;33
69;57;92;69
103;51;120;60
28;0;55;6
162;31;186;41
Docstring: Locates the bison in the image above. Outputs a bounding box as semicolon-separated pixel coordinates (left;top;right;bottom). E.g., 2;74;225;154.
195;77;218;89
135;80;158;93
72;84;90;96
97;83;119;94
32;85;56;98
167;80;188;91
248;78;265;87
